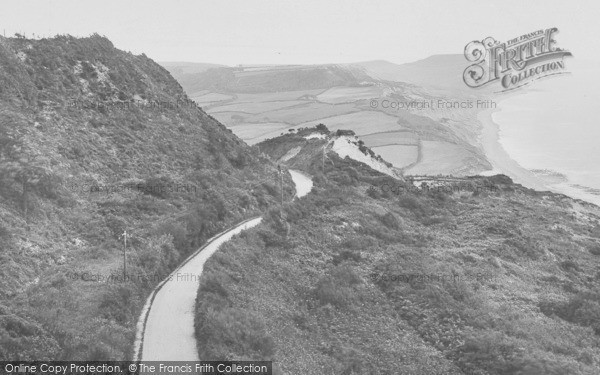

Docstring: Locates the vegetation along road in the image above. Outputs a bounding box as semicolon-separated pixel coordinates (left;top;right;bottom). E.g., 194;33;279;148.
134;169;312;360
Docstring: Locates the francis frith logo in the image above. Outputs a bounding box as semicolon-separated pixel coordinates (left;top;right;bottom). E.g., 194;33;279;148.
463;28;572;91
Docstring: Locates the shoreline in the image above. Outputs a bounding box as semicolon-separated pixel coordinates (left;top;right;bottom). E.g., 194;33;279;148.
478;94;600;207
477;94;548;191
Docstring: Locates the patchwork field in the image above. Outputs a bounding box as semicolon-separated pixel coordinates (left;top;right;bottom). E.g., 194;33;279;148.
210;111;250;125
193;92;234;104
354;131;419;147
172;66;491;176
234;89;323;102
404;141;476;175
317;85;382;104
209;100;306;114
242;102;360;125
371;144;419;168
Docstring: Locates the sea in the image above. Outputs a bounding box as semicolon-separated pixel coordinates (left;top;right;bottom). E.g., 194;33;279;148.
493;59;600;206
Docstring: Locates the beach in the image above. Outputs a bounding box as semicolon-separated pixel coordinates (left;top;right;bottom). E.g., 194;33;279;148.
478;102;548;191
478;62;600;207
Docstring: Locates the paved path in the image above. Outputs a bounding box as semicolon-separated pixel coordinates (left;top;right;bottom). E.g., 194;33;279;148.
134;217;262;361
134;168;313;361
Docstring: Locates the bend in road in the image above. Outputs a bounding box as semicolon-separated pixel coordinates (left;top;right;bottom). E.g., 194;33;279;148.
135;217;262;361
135;168;313;361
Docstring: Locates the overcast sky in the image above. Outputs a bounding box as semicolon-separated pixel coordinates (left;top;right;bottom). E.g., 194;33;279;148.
2;0;599;66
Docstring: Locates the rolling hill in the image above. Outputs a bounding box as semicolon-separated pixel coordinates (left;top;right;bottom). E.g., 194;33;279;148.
352;55;471;91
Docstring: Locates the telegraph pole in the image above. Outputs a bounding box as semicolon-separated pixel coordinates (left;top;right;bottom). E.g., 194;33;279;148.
121;230;129;279
278;165;283;207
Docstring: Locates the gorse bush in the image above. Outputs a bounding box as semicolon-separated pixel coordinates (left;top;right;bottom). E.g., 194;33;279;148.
195;307;275;360
332;250;363;265
380;211;400;229
539;292;600;335
313;265;363;308
0;314;61;360
98;285;139;325
588;243;600;256
155;221;189;255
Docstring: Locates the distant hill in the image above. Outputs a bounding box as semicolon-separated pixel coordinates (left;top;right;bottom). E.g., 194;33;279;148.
351;55;470;91
160;61;226;79
163;54;485;93
166;64;371;95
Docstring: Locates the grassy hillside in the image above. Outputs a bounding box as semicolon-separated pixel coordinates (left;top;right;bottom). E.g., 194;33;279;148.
0;34;293;360
194;130;600;374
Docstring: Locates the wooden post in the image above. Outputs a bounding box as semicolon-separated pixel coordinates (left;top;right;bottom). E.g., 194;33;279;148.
279;165;283;206
121;230;128;278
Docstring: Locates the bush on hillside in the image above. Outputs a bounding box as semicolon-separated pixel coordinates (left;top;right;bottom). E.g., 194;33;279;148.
332;250;363;265
313;265;362;308
97;284;139;325
588;243;600;256
155;221;189;255
539;292;600;335
380;212;400;229
195;306;275;359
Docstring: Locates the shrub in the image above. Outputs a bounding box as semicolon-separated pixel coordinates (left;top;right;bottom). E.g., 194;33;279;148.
588;244;600;256
398;195;423;211
97;285;139;325
104;215;127;239
559;259;579;272
339;236;376;251
332;250;362;265
313;278;353;308
227;150;249;169
195;307;275;359
313;265;362;308
380;212;400;229
539;292;600;334
454;331;521;374
255;228;279;247
0;223;10;239
315;123;329;134
200;273;230;299
155;221;188;254
366;185;381;199
503;237;541;260
262;182;278;197
136;175;173;199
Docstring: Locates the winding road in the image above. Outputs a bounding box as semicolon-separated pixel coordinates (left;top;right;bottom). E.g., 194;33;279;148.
134;169;312;361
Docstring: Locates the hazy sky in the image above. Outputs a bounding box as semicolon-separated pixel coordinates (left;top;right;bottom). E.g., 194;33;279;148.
2;0;599;65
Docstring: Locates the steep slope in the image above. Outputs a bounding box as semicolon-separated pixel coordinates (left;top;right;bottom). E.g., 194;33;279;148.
0;34;293;360
193;130;600;374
